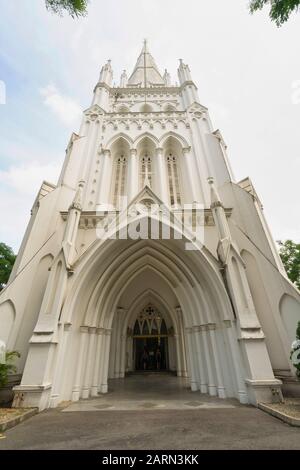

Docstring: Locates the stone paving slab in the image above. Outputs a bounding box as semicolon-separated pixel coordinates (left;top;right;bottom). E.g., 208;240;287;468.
63;398;236;412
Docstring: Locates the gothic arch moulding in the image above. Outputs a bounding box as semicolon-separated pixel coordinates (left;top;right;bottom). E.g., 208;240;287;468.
0;299;16;345
279;293;300;346
104;132;133;150
133;132;159;149
159;131;189;149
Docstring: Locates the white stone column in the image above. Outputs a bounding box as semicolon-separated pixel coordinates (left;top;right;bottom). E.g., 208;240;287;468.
201;325;217;396
82;327;97;399
182;147;198;202
208;324;226;398
49;322;72;407
193;326;208;394
100;328;112;393
155;147;169;204
96;149;113;209
223;320;248;404
72;326;89;401
174;334;183;377
109;320;117;379
119;334;127;378
91;328;105;397
185;327;198;391
114;308;125;378
175;307;188;377
127;149;139;202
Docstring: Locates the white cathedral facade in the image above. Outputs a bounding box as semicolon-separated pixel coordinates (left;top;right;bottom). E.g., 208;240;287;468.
1;42;300;410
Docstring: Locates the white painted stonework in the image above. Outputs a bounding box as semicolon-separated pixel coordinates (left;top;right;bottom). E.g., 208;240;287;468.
1;42;300;410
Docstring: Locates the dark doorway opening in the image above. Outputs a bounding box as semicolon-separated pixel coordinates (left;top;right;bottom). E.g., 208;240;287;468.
134;337;168;371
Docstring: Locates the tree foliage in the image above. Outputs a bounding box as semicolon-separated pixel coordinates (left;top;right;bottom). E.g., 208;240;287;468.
0;243;16;292
249;0;300;26
278;240;300;290
0;351;20;388
45;0;89;18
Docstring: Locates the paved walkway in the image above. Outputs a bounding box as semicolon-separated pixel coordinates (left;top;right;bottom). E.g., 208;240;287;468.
1;373;300;450
64;373;237;412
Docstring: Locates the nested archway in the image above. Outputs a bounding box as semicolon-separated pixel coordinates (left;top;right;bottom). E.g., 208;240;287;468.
52;216;248;405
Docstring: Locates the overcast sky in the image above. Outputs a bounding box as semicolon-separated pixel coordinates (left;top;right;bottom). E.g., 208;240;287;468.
0;0;299;251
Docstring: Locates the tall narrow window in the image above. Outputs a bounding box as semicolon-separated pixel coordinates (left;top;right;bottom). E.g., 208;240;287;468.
140;154;153;188
166;153;181;206
113;154;127;207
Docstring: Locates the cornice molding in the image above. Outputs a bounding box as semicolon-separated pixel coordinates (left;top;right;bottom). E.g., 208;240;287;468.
60;208;232;229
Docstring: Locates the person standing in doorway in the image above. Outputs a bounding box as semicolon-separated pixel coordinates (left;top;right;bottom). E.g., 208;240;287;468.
141;347;149;370
155;346;161;370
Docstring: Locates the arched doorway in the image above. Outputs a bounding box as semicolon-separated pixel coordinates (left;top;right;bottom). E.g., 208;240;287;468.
44;211;248;407
132;304;170;371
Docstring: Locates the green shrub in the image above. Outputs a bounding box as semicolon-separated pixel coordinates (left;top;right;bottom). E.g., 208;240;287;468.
0;351;20;388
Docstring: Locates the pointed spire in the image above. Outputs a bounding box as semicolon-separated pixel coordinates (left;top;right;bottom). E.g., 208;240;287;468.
128;40;165;88
163;69;171;87
142;38;148;53
178;58;192;85
99;59;113;86
120;70;128;87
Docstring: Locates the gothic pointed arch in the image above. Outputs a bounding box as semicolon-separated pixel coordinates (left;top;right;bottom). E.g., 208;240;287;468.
0;299;16;345
109;137;130;208
159;131;189;149
104;132;133;149
279;293;300;346
135;135;157;190
161;134;184;207
133;132;159;148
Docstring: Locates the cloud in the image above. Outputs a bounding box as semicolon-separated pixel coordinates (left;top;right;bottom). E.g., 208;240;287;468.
0;161;61;251
40;84;82;127
0;161;61;196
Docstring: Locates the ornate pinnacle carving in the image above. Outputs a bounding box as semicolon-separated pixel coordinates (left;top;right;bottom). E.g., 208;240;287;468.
69;181;84;212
